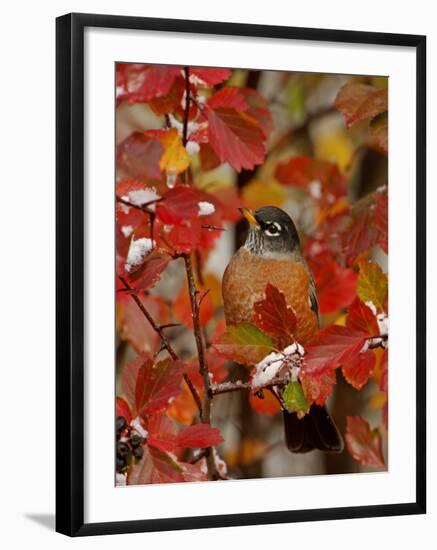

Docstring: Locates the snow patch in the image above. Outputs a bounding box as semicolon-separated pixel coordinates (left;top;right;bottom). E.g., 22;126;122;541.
376;312;389;336
212;448;228;477
166;171;177;189
308;180;322;199
252;351;285;388
115;472;127;487
130;416;148;439
198;201;215;217
365;301;378;315
186;141;200;156
126;187;160;211
125;237;155;272
121;225;133;238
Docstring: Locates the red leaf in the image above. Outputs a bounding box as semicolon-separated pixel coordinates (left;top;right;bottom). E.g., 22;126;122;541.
127;256;169;290
117;133;163;180
190;67;231;86
177;424;223;449
120;295;168;354
117;64;181;104
253;283;297;340
275;156;347;200
240;88;273;139
374;190;388;254
173;283;214;328
346;298;379;336
116;397;132;424
199;142;222;171
249;391;282;416
207;87;247;110
157;186;201;225
166;220;202;254
121;353;148;409
128;445;184;485
341;205;380;266
147;414;179;453
148;75;185;115
345;416;386;468
379;349;388;393
180;462;208;482
135;357;184;416
207;107;266;172
342;349;376;390
314;262;357;314
300;325;369;405
335;83;388;128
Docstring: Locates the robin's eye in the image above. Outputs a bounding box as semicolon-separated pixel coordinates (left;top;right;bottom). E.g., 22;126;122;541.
264;222;281;237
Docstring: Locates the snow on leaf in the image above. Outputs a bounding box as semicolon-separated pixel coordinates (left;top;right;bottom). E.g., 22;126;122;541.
345;416;386;468
158;128;191;174
189;67;231;86
157;186;201;225
207;107;266;172
251;351;286;388
128;445;184;485
253;283;297;341
357;260;388;311
177;424;224;449
335;83;388;128
135;357;184;416
197;201;215;216
207;87;247;110
214;323;275;366
125;237;155;273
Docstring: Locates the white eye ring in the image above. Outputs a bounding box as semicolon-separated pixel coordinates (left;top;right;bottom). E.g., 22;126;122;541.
264;222;282;237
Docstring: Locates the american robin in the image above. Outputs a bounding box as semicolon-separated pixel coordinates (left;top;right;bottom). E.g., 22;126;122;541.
222;206;343;453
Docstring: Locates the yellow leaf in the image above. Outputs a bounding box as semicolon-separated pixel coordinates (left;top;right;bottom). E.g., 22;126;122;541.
159;128;191;174
242;179;286;211
357;260;388;311
314;129;354;172
369;391;387;410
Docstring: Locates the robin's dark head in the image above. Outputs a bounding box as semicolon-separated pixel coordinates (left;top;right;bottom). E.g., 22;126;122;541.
239;206;301;256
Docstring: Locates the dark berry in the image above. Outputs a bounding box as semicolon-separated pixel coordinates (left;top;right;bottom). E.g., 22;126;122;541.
130;434;143;448
116;457;125;472
117;441;129;458
132;445;144;459
116;416;127;433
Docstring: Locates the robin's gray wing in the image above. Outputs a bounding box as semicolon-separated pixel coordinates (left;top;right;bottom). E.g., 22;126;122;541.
308;275;320;327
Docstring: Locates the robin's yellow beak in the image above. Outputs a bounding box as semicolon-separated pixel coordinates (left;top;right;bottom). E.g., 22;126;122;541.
239;208;260;228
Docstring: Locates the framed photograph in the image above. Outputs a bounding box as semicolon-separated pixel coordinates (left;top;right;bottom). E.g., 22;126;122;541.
56;13;426;536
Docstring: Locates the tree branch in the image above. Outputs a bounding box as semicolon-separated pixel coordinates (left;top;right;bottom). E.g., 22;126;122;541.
182;254;219;479
118;275;203;421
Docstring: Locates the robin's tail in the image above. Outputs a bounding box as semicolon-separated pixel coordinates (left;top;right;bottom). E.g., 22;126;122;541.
283;405;344;453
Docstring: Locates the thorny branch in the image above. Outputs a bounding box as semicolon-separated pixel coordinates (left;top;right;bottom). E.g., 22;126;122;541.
211;335;389;396
118;275;203;421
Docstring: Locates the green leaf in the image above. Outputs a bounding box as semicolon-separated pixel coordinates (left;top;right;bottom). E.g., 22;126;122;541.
283;381;310;418
214;323;275;365
357;260;388;311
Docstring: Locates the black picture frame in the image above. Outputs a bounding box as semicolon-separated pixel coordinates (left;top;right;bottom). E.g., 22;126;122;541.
56;12;426;537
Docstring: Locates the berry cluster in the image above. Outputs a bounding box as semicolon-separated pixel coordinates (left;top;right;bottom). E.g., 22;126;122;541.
116;415;146;473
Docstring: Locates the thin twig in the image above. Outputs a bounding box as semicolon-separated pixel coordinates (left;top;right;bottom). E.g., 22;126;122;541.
116;195;162;213
118;275;203;420
182;254;219;479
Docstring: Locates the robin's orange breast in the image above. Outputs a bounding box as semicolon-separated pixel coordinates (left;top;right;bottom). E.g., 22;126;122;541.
222;248;318;345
